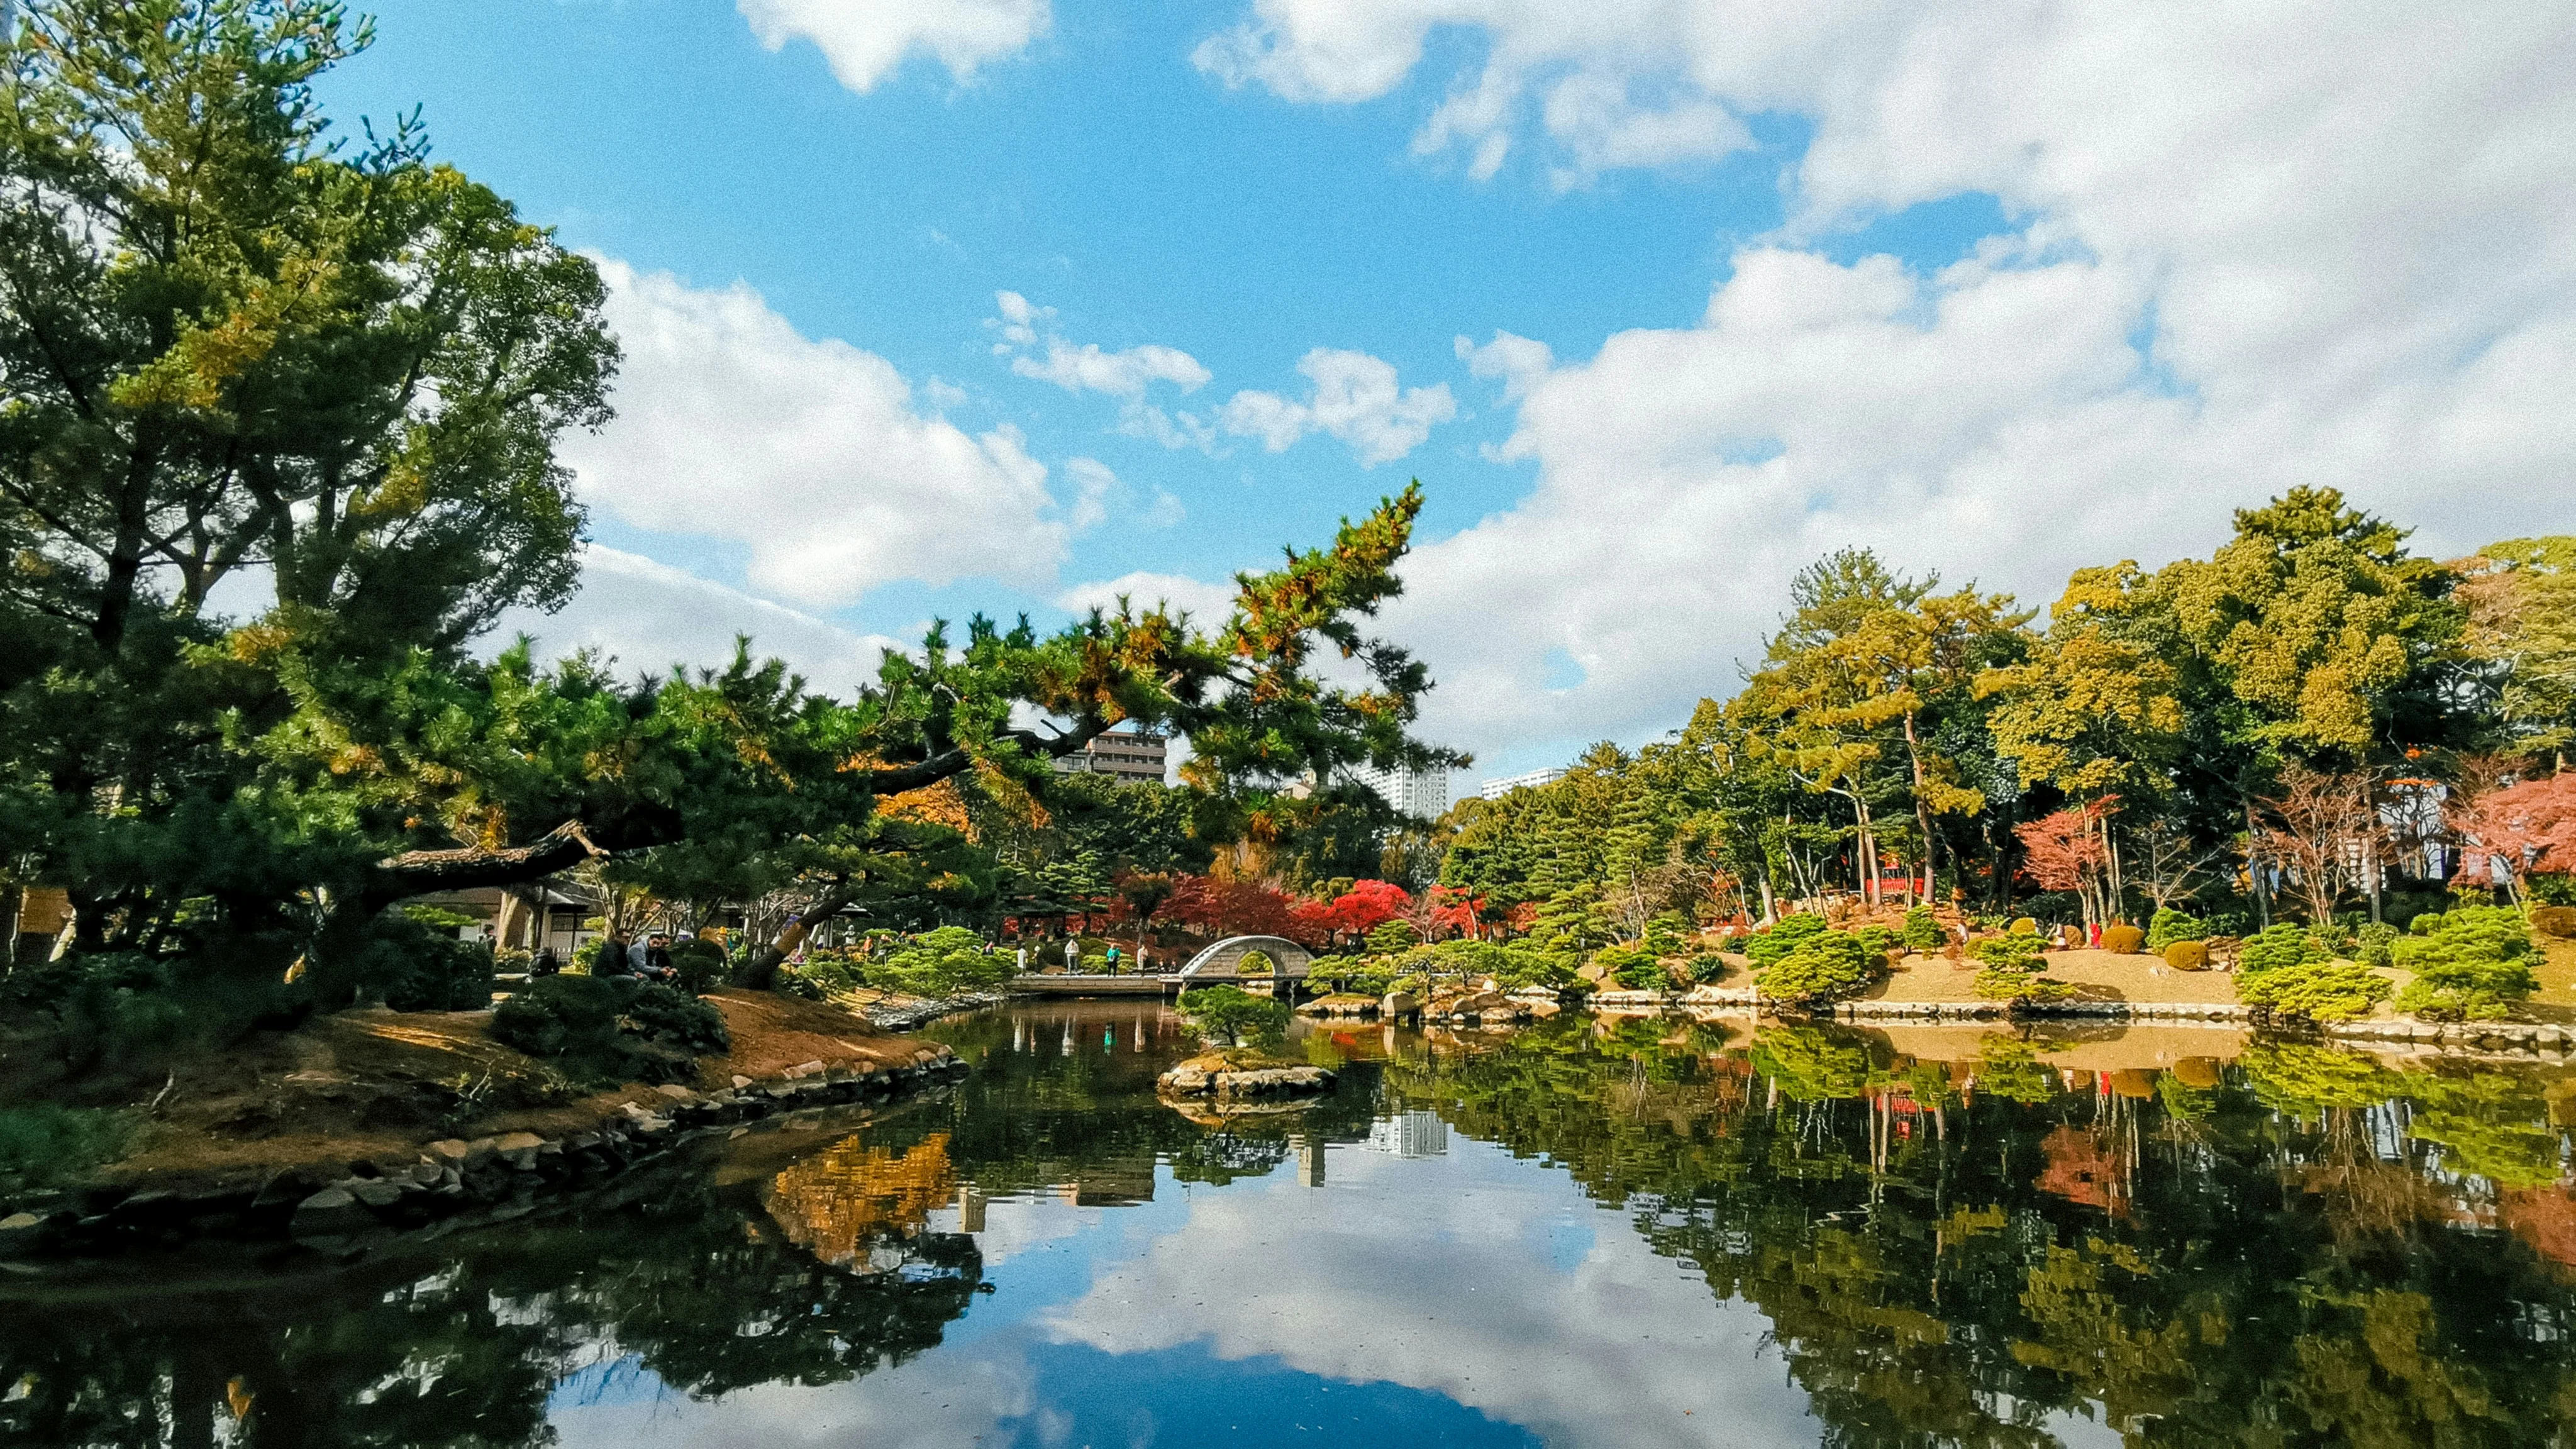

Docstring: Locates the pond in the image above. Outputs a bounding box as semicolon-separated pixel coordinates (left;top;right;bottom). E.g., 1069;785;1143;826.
5;1002;2576;1446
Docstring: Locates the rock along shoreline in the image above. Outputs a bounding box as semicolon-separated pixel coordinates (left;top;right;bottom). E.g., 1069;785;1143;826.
0;1050;967;1267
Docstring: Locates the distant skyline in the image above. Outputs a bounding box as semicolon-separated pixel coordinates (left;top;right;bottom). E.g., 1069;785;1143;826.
316;2;2576;792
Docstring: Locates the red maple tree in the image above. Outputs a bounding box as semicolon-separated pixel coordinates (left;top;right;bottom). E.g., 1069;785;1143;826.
2451;772;2576;895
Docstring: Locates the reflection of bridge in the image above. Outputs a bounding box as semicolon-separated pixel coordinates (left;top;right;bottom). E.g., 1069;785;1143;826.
1177;935;1314;984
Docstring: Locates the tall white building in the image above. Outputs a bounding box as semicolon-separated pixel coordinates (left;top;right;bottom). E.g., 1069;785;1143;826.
1480;767;1567;801
1350;763;1450;819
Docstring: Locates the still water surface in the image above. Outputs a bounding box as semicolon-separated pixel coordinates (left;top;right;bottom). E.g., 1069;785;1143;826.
7;1003;2576;1446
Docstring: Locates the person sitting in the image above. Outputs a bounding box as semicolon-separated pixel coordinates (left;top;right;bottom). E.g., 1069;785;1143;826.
593;932;633;977
643;932;675;982
531;946;560;977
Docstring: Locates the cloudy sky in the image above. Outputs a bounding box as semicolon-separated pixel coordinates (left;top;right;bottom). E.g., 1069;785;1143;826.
324;2;2576;789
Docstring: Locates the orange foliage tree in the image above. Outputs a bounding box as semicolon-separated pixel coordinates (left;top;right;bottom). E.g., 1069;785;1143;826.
2450;772;2576;899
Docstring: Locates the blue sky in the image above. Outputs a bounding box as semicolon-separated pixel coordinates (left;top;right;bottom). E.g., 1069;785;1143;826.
316;2;2576;787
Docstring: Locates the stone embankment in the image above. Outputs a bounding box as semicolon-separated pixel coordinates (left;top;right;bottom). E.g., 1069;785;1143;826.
1158;1057;1335;1098
0;1050;965;1263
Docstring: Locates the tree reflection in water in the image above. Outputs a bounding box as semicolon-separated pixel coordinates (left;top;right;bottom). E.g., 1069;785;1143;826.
4;1004;2576;1447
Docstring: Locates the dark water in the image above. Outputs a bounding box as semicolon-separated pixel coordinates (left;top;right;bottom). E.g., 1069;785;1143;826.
6;1004;2576;1447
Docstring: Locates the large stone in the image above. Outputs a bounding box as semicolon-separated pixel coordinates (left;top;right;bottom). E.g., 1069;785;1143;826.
1380;991;1419;1016
290;1187;372;1238
345;1178;406;1209
0;1211;45;1259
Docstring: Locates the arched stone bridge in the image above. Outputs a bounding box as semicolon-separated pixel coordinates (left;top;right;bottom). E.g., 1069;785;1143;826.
1177;935;1314;984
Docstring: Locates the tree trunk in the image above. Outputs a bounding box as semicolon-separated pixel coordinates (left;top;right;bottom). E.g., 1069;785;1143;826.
734;880;859;990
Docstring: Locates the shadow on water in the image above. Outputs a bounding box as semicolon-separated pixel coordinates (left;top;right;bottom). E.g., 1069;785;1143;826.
5;1002;2576;1445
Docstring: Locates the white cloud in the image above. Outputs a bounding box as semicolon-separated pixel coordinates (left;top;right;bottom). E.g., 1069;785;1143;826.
1220;347;1457;465
989;291;1213;398
566;262;1070;609
1197;3;2576;765
1060;457;1116;530
1041;1139;1818;1448
493;545;902;695
737;0;1048;93
1016;340;1212;397
1116;402;1224;454
1054;570;1238;625
1455;330;1553;401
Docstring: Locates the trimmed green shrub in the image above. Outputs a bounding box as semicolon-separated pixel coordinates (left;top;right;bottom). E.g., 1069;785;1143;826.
2146;908;2206;953
0;1106;134;1194
1973;933;2045;974
1901;905;1942;953
2238;924;2325;975
1235;949;1276;977
1643;913;1693;956
1745;913;1828;970
491;975;729;1085
1365;921;1416;953
669;938;727;994
1970;931;2068;1002
860;927;1014;997
2238;958;2391;1023
1755;930;1877;1007
2008;917;2038;936
1176;985;1289;1049
1854;925;1904;961
2355;922;2400;969
2393;906;2538;1021
2163;940;2210;971
1591;941;1667;991
1686;952;1731;984
2101;923;2145;954
1975;969;2075;1003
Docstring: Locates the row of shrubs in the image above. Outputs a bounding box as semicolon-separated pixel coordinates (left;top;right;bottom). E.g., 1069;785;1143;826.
781;926;1017;1001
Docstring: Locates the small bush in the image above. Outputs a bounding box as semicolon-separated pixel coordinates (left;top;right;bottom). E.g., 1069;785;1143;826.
1853;925;1904;961
668;938;727;994
2145;908;2206;953
2238;924;2324;975
1974;934;2045;974
1745;913;1828;970
2101;923;2145;954
1643;913;1692;956
859;927;1015;997
2239;958;2391;1023
1686;952;1731;984
1970;931;2065;1003
2393;905;2538;1021
1177;985;1289;1049
2163;940;2210;971
1975;969;2075;1004
2355;922;2401;969
491;975;729;1085
2008;917;2038;936
1365;921;1416;953
336;911;495;1012
1755;930;1878;1007
0;1106;134;1194
1901;904;1941;953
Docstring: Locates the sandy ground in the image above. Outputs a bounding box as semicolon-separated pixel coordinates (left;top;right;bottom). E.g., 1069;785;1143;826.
1852;948;2244;1004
